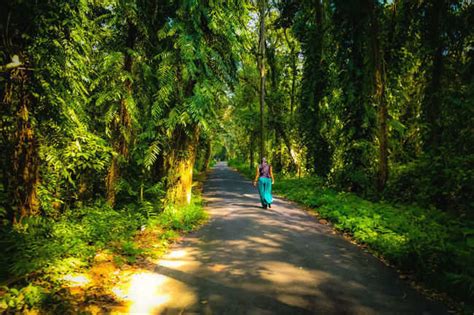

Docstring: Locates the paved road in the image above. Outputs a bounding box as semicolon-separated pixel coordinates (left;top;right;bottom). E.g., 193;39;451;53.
140;162;447;314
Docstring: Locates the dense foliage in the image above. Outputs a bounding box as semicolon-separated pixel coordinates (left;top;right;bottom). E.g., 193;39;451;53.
227;0;473;213
0;0;472;311
1;0;245;219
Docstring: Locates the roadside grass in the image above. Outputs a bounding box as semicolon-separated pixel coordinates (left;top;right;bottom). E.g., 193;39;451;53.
228;159;474;311
0;179;207;313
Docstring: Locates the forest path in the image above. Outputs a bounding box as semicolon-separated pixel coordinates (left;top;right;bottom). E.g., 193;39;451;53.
126;162;447;314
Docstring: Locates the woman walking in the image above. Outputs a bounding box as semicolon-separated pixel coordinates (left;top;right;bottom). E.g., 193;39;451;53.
253;157;274;209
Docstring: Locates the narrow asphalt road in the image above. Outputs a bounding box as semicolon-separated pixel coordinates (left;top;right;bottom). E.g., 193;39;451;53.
142;162;447;314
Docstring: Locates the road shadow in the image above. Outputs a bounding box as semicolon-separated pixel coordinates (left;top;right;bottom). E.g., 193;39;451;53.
129;161;448;315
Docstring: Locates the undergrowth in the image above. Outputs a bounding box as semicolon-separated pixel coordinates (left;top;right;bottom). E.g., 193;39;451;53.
228;159;474;309
0;191;206;312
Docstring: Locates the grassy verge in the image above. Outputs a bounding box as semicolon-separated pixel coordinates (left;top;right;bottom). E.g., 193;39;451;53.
0;177;207;313
228;159;474;311
228;159;255;179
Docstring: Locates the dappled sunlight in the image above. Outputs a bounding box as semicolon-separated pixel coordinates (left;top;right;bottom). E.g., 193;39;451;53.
158;259;187;269
125;272;169;314
111;271;177;314
1;0;467;311
258;261;329;290
62;273;91;287
111;248;201;314
208;263;230;273
246;236;283;250
108;163;450;313
276;293;312;310
158;248;203;272
166;249;187;259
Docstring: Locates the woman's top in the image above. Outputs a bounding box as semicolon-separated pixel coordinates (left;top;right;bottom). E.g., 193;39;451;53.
259;163;271;178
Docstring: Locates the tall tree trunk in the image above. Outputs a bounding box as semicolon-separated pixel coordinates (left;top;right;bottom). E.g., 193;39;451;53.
257;0;266;160
423;0;444;150
249;132;255;170
8;61;40;223
165;126;200;205
106;21;136;206
283;28;297;117
203;139;212;171
164;64;199;205
367;0;389;192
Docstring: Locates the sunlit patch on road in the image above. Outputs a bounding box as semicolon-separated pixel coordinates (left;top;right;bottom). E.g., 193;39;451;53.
62;274;91;287
110;248;199;314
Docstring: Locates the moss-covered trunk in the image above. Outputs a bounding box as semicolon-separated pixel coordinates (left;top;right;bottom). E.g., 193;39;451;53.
367;0;389;192
203;139;212;171
106;21;136;206
8;64;40;223
165;126;200;205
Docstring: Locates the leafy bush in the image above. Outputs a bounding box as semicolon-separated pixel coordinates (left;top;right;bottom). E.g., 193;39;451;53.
386;153;474;216
119;241;144;263
0;203;139;278
0;187;206;312
156;195;207;232
0;284;46;312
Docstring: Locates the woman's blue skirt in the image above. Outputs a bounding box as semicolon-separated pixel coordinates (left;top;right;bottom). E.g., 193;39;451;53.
257;177;273;207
